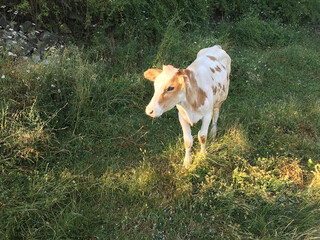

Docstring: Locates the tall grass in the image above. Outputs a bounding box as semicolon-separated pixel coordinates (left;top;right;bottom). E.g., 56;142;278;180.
1;16;320;239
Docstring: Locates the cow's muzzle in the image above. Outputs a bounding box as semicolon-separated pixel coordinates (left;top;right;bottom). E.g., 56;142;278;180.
145;105;162;118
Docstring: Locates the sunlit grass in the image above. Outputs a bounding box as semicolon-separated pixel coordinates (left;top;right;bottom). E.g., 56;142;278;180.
1;20;320;239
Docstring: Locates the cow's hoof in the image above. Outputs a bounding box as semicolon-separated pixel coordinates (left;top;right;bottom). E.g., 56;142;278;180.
183;161;191;169
200;149;207;155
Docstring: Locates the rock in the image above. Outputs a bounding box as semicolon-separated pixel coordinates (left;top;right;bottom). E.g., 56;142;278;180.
8;51;17;57
0;15;9;29
27;32;38;45
69;11;81;21
39;31;59;45
19;41;34;56
0;29;11;40
13;22;20;31
36;41;47;55
32;54;41;63
22;56;31;62
0;16;67;61
60;23;72;34
21;21;33;33
0;29;7;38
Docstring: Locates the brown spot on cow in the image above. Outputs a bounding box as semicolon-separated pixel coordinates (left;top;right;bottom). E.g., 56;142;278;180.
210;67;215;74
218;83;222;89
222;85;226;92
212;86;217;95
207;56;217;61
199;135;206;144
215;66;222;72
184;69;207;111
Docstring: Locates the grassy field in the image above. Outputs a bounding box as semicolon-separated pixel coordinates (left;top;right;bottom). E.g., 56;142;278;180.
1;17;320;239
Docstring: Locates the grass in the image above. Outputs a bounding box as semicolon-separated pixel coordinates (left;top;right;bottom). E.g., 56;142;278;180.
1;18;320;239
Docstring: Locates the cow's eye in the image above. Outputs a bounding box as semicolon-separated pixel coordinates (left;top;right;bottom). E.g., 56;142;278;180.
166;86;175;92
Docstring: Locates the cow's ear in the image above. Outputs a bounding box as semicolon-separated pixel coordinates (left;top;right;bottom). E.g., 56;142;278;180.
144;69;162;81
178;69;189;88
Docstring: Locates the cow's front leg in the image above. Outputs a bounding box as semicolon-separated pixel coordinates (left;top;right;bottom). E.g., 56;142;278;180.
178;112;193;168
198;114;212;154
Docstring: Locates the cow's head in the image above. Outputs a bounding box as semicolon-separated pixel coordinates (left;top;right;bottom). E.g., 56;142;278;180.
144;65;187;118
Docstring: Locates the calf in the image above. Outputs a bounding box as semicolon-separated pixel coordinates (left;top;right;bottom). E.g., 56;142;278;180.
144;45;231;168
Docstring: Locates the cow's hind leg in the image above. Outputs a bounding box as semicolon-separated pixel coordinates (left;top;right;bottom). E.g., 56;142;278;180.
198;114;212;154
179;112;193;168
209;107;220;141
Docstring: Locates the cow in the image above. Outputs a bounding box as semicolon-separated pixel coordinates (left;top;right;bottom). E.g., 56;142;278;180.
144;45;231;168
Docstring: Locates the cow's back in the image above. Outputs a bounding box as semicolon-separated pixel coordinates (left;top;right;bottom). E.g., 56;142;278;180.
197;45;231;76
187;45;231;110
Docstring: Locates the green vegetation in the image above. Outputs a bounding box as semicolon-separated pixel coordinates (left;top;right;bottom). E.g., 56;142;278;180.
1;1;320;239
7;0;320;38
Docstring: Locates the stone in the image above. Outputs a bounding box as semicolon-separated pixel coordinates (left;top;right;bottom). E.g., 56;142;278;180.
32;54;41;63
0;29;7;38
60;23;72;34
37;41;47;54
15;40;34;56
27;32;38;45
8;51;17;57
0;16;67;60
0;29;11;40
69;11;81;21
13;21;20;31
0;15;9;29
21;21;33;33
39;31;59;45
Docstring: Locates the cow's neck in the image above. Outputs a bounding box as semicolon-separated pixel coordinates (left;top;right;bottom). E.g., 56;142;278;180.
176;71;203;125
183;69;207;110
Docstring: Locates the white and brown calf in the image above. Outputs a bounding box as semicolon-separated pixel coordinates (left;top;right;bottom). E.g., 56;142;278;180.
145;45;231;168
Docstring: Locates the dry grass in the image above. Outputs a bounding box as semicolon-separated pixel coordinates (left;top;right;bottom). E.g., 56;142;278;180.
310;164;320;188
279;160;304;187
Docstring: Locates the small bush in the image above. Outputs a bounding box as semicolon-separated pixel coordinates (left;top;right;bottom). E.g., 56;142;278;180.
209;0;320;24
0;100;53;169
218;16;294;48
5;0;319;43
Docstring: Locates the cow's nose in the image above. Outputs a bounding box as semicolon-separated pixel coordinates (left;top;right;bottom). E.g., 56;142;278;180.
145;106;154;116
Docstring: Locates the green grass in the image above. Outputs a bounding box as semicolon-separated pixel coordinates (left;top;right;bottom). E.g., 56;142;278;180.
1;18;320;239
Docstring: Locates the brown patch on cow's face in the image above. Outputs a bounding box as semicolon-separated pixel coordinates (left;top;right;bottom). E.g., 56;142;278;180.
207;56;217;61
218;83;222;89
184;70;207;110
158;72;184;110
215;66;222;72
222;85;226;92
210;67;215;74
146;65;188;117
